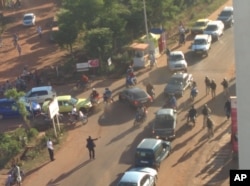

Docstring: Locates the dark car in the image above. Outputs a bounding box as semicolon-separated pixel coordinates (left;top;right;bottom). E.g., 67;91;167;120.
164;72;193;97
217;6;234;28
135;138;171;170
152;108;177;140
0;98;20;119
119;87;152;107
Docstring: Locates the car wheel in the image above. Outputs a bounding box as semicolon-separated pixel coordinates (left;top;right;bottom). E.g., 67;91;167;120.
0;114;3;120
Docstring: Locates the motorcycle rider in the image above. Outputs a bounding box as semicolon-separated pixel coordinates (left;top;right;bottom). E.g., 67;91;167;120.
71;105;78;121
90;88;100;103
103;88;113;103
136;105;147;121
167;94;177;109
146;82;154;98
187;105;197;126
6;164;22;186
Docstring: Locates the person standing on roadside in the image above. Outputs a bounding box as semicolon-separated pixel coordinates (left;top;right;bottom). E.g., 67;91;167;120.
202;104;211;128
86;136;99;160
204;76;211;95
221;78;229;97
206;116;214;139
224;99;231;120
47;138;55;161
17;44;21;56
210;79;217;99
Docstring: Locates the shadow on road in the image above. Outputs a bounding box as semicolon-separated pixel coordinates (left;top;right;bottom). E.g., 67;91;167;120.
46;159;91;186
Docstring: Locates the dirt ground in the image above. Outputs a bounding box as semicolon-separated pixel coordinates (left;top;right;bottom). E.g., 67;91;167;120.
0;0;234;185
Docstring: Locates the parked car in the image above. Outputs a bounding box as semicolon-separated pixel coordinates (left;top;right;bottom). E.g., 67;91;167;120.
164;72;193;97
191;34;212;56
0;98;20;119
191;18;211;35
117;167;157;186
42;95;92;114
24;86;56;104
152;108;177;140
119;87;152;107
203;20;224;41
217;6;234;28
167;51;187;72
135;138;171;170
23;13;36;26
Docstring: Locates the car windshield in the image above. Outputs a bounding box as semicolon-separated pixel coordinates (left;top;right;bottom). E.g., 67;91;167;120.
205;25;218;31
155;115;174;128
168;77;183;85
133;91;147;99
24;16;33;20
219;11;232;17
194;39;206;45
118;183;137;186
69;97;78;105
136;149;154;159
195;21;206;27
169;54;184;61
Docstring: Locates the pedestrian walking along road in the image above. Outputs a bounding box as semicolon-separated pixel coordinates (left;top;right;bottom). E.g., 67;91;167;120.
224;99;231;120
205;76;211;95
206;116;214;139
221;78;229;97
86;136;99;160
210;79;217;99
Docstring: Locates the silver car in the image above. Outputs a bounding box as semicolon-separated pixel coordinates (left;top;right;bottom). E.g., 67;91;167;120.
23;13;36;26
168;51;187;72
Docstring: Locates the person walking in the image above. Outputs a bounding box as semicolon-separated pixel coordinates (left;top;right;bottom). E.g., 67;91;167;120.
86;136;99;160
202;104;211;129
204;76;211;95
221;78;229;97
47;138;55;161
37;26;42;38
206;116;214;139
210;79;217;99
17;44;21;56
224;99;231;120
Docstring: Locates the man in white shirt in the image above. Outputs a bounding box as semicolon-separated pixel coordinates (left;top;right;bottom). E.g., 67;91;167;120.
47;138;54;161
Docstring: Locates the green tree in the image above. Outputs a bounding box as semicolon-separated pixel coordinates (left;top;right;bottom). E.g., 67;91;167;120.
55;9;79;53
84;27;113;71
4;89;30;129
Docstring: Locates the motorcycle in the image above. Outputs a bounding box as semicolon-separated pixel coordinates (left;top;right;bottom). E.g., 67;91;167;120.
147;89;155;100
134;108;148;126
68;111;88;125
5;167;24;186
126;76;137;87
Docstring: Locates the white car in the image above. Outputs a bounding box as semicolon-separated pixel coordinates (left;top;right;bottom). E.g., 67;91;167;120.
203;20;224;41
117;167;157;186
168;51;187;72
23;13;36;26
191;34;212;56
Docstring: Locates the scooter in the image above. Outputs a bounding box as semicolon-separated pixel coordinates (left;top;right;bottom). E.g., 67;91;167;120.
134;108;148;126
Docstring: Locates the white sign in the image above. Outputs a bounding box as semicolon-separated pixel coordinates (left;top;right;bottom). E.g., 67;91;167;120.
48;98;59;119
76;63;89;72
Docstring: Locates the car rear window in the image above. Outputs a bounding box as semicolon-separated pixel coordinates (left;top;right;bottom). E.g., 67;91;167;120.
169;54;183;61
136;149;154;159
155;115;174;128
194;39;206;45
133;91;147;99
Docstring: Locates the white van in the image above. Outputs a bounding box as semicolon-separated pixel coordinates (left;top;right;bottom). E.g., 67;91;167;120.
25;86;56;104
203;20;224;41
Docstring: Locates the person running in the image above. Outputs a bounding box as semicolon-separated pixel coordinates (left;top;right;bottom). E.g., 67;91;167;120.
202;104;211;128
204;76;211;95
206;116;214;139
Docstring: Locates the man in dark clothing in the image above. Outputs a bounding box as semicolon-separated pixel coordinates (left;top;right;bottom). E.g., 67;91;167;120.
205;76;211;95
210;79;217;99
224;99;231;120
221;78;229;97
146;82;154;96
202;104;211;128
86;136;99;159
187;105;197;126
206;117;214;139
